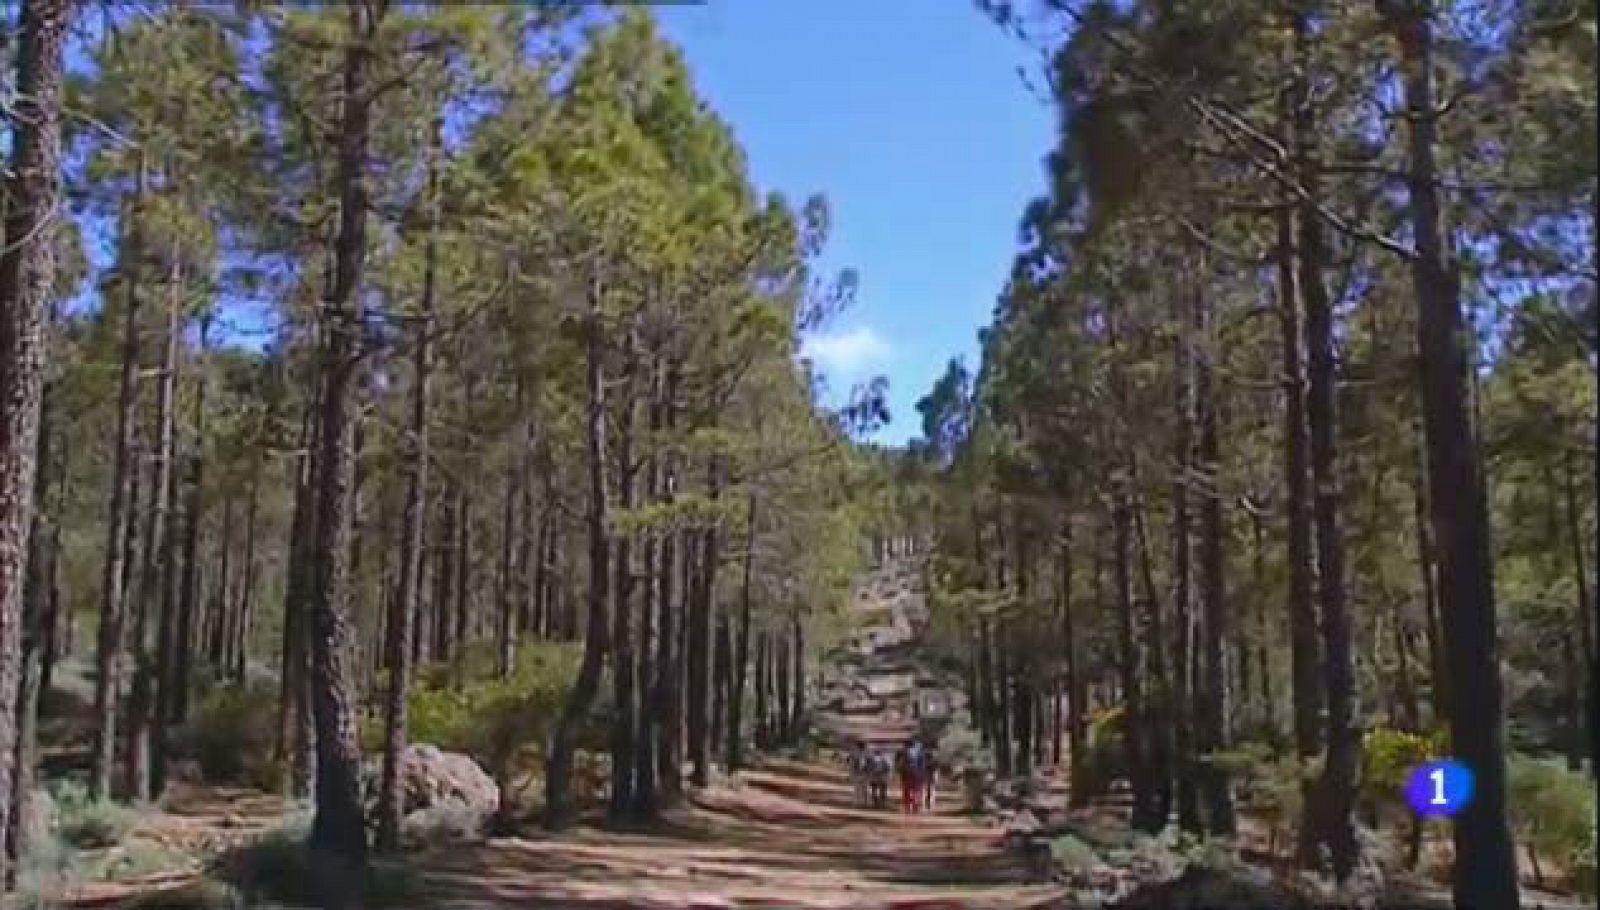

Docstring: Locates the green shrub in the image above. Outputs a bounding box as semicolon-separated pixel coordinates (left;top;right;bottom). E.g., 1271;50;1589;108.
1574;836;1596;900
1507;754;1596;887
217;828;419;909
13;831;77;907
51;780;134;850
1361;725;1440;806
364;642;585;789
1077;706;1126;798
174;683;279;789
1049;833;1102;879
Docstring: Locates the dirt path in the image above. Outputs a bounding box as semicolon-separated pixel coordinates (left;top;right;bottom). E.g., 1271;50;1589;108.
411;757;1065;909
409;557;1067;909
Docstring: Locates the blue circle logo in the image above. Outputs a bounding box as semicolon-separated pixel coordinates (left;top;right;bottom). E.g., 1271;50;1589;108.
1404;759;1474;818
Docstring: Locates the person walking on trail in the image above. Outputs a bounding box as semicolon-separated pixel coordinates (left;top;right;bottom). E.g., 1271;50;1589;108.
868;749;891;809
918;741;938;812
896;742;923;815
847;742;870;807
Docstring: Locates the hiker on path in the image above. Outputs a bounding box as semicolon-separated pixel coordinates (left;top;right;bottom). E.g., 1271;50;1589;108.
918;740;938;811
847;742;871;807
896;742;923;814
868;749;891;809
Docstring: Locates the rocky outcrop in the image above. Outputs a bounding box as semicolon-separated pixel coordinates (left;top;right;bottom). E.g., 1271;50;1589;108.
362;744;499;840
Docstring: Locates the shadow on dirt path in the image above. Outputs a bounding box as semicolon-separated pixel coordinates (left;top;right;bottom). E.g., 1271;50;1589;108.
409;557;1067;909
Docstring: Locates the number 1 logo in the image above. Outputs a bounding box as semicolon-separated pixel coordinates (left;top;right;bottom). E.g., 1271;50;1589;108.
1407;760;1473;818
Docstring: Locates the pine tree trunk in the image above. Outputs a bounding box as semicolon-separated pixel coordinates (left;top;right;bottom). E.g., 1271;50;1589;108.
304;2;385;867
1113;490;1154;831
687;453;723;787
276;404;314;789
1170;292;1201;833
790;612;805;741
433;487;456;665
1194;285;1235;836
711;614;729;757
10;361;57;878
209;493;234;677
545;270;610;831
132;261;180;803
1382;4;1519;903
452;481;470;679
1275;90;1323;788
497;403;525;681
1562;450;1595;756
1132;491;1173;829
0;2;68;874
1013;525;1033;777
774;629;791;749
727;493;755;772
1412;430;1446;722
377;162;435;850
233;459;260;684
1060;520;1086;806
994;618;1013;777
170;313;211;729
92;168;144;802
753;632;769;751
151;409;183;796
608;333;639;822
632;360;663;817
654;509;683;798
1290;9;1359;877
39;460;65;700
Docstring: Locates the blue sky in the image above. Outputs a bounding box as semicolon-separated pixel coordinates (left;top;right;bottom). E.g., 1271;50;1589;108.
655;2;1057;445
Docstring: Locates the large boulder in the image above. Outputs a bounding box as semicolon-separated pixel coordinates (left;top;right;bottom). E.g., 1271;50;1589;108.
363;744;499;840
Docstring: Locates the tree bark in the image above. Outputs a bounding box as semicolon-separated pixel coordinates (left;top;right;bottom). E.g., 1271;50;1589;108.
169;312;211;730
497;401;525;681
1059;520;1086;807
1381;3;1519;904
376;149;435;850
1275;89;1323;785
1170;289;1201;834
304;0;385;867
209;492;234;678
1131;490;1172;829
1113;490;1155;831
545;268;610;830
0;4;69;870
276;401;315;797
711;614;730;755
130;256;181;804
232;457;261;684
91;165;144;802
753;631;769;751
10;340;58;878
1194;284;1235;836
608;330;639;822
632;360;663;817
727;492;756;771
1562;449;1594;758
790;611;805;742
687;452;723;787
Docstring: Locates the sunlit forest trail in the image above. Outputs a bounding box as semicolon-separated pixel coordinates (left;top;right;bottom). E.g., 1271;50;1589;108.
0;1;1592;908
396;559;1068;910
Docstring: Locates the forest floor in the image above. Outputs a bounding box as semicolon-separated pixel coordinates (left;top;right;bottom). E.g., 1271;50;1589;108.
50;557;1071;909
42;557;1591;909
386;558;1072;908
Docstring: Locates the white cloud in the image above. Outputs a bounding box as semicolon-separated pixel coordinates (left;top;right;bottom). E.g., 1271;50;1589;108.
802;326;891;377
